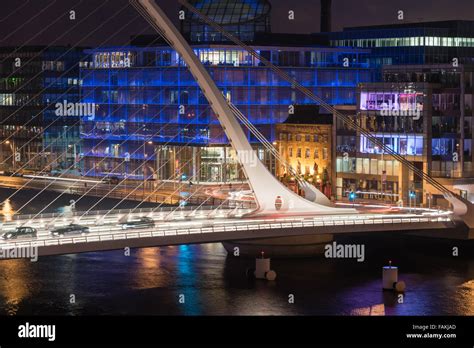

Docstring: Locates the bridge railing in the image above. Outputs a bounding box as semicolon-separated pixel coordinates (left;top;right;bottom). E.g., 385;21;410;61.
7;203;257;223
0;214;453;251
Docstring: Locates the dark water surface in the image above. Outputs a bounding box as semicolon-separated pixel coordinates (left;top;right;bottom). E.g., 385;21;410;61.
0;188;472;315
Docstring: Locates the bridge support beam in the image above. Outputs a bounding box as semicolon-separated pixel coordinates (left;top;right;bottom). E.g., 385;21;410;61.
135;0;355;216
444;193;474;231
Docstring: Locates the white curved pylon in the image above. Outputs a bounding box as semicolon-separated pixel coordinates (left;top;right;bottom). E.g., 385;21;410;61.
136;0;356;216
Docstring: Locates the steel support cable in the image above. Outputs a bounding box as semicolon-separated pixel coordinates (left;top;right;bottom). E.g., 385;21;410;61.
0;1;31;24
129;1;306;217
0;0;58;42
76;103;218;221
1;1;74;59
178;0;452;197
0;0;112;131
22;79;189;224
0;0;131;162
101;121;251;221
170;156;254;218
46;1;210;222
228;103;304;185
18;48;195;221
123;1;259;216
3;12;155;201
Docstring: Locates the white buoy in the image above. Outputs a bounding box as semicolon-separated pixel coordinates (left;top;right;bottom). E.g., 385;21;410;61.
255;252;276;280
255;256;270;279
382;261;398;290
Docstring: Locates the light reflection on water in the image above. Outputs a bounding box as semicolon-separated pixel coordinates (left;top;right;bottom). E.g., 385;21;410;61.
0;260;34;315
1;199;14;222
457;280;474;315
0;196;79;223
0;240;471;316
0;188;472;315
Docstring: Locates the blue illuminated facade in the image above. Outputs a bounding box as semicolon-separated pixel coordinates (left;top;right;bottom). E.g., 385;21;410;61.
79;45;375;181
42;48;86;172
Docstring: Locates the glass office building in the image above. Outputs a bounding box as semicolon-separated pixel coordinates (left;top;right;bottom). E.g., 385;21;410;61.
79;44;374;182
327;20;474;67
180;0;271;43
335;82;429;203
334;65;474;205
0;47;85;172
327;20;474;204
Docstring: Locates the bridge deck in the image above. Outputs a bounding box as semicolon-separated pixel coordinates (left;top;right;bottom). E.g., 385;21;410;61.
0;208;454;257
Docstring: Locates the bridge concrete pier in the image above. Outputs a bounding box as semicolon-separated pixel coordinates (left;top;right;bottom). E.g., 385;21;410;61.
222;234;334;258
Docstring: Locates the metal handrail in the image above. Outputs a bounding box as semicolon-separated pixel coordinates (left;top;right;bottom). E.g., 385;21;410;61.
0;214;453;251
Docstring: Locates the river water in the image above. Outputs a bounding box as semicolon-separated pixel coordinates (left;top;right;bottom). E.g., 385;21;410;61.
0;188;472;315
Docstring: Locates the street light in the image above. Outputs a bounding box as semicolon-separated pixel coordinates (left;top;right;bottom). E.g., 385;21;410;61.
349;190;356;207
349;191;356;200
4;139;15;171
68;144;77;170
409;190;416;212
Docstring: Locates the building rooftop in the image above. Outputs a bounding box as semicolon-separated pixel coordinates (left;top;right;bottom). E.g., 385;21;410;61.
344;20;474;32
282;106;333;125
130;32;328;47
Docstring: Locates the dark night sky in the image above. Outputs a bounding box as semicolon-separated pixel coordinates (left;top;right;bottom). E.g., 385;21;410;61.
0;0;473;48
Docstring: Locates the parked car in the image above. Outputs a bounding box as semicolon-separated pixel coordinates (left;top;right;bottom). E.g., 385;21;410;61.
1;227;37;240
51;224;90;237
120;217;155;230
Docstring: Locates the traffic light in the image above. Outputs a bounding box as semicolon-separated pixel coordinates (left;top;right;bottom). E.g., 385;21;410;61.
349;191;356;202
409;191;416;199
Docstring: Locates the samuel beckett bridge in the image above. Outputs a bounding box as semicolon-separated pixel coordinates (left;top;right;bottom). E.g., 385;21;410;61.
0;0;469;258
